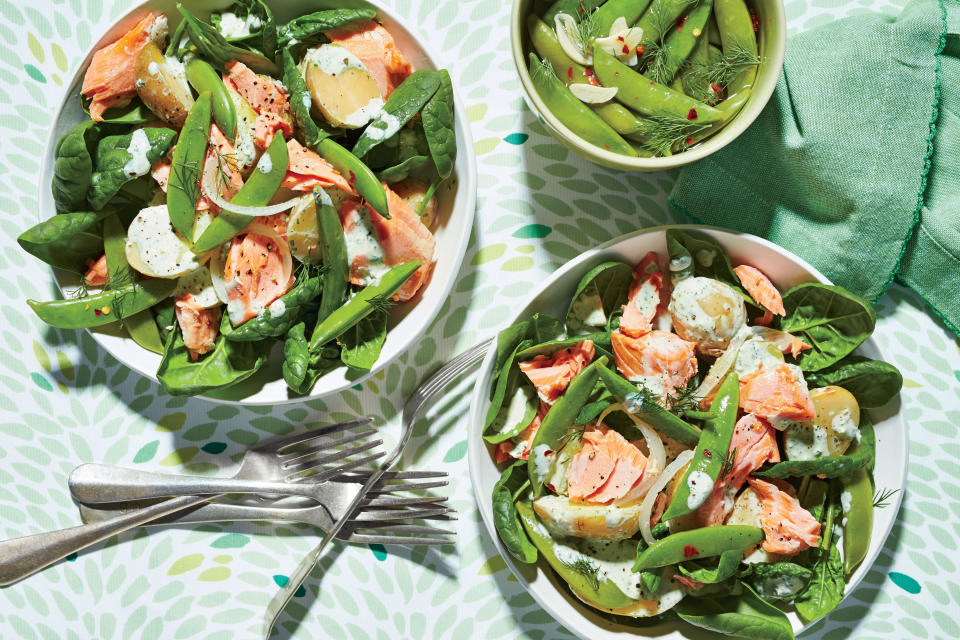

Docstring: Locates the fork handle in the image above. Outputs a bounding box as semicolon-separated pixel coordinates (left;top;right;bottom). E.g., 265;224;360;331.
69;464;316;503
0;495;207;586
78;501;318;527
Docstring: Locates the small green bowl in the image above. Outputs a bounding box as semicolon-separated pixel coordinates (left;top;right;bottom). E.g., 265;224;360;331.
511;0;786;171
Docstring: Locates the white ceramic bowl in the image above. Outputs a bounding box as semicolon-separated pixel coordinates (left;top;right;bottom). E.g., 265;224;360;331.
36;0;477;404
468;225;906;639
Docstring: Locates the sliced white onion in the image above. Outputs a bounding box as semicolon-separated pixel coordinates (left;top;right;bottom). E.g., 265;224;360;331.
201;153;300;217
748;326;806;354
623;411;667;475
554;14;592;66
694;326;751;407
208;242;232;305
569;83;618;104
639;449;694;545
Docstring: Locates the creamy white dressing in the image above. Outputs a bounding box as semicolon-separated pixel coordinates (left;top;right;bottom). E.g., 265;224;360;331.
686;470;714;510
734;338;783;377
668;277;746;353
257;152;273;174
217;11;263;39
552;538;644;600
569;289;606;328
630;374;667;400
366;111;402;142
122;129;153;178
840;490;853;514
126;205;201;278
342;204;390;286
831;408;859;439
784;422;831;460
147;61;160;77
304;44;367;76
532;444;553;483
268;298;286;318
341;96;385;128
173;266;219;308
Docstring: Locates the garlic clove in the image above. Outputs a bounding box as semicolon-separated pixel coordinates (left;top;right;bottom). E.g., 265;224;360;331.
554;13;593;66
569;82;619;104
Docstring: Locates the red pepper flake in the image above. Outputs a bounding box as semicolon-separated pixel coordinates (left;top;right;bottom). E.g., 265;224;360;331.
710;83;723;93
544;449;554;457
683;545;699;558
348;170;357;183
604;143;610;150
568;66;574;82
750;8;760;32
546;483;556;493
686;108;698;120
622;44;630;54
584;68;594;76
703;449;712;458
685;136;694;145
636;44;645;56
677;15;688;32
93;308;102;316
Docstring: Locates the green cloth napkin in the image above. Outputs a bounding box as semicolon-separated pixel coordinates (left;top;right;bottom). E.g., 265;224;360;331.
669;0;958;334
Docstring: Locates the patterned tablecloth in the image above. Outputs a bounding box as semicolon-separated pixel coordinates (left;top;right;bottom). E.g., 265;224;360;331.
0;0;957;638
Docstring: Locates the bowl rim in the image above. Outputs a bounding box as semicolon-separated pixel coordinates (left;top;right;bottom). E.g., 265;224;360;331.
509;0;787;171
467;223;907;639
35;0;478;405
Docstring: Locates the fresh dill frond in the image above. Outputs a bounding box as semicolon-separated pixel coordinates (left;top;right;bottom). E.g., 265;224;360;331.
574;3;602;52
719;447;737;480
642;41;674;86
635;114;711;156
209;142;240;193
873;488;900;510
684;43;759;97
365;293;396;313
530;55;556;85
562;557;601;591
671;378;704;415
557;426;585;450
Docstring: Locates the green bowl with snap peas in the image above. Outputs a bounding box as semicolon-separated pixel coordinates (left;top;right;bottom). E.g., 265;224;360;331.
511;0;785;170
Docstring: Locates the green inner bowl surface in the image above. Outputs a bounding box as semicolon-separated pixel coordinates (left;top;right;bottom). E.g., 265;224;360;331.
511;0;786;171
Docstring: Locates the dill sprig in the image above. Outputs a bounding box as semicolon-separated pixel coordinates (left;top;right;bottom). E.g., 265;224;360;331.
635;114;712;156
684;43;759;99
719;447;737;480
209;142;240;193
365;293;396;313
562;557;601;591
873;488;900;510
669;378;704;415
574;2;602;52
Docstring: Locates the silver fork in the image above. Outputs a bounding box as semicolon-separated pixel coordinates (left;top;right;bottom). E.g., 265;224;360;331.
0;417;375;586
263;338;493;637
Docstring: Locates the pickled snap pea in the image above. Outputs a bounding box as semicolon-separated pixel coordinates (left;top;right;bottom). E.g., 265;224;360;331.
191;133;289;253
317;138;389;218
636;0;700;49
27;279;177;329
633;525;763;570
186;59;237;141
308;260;420;351
527;356;607;496
714;0;759;94
680;89;752;150
315;187;348;323
840;467;872;576
168;91;212;240
527;54;636;157
654;0;713;85
594;0;654;34
596;362;701;445
492;461;537;564
102;213;164;354
756;416;876;479
662;373;739;521
543;0;606;23
593;46;724;123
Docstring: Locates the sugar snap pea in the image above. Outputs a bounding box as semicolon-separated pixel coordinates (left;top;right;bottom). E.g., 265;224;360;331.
592;47;723;123
528;54;636;157
596;362;701;444
168;91;212;240
308;260;420;351
315;187;348;323
27;279;177;329
191;133;289;253
654;0;713;85
662;373;739;520
543;0;606;23
317;138;389;218
840;466;872;576
636;0;699;49
594;0;653;33
186;59;237;141
528;356;607;496
492;461;537;564
755;416;876;479
633;525;763;570
713;0;759;93
352;70;443;160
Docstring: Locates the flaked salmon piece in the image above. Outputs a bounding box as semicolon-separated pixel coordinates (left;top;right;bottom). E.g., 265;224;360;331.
746;477;820;555
325;20;412;98
259;213;288;236
84;254;108;286
567;426;648;505
734;265;785;316
740;363;816;427
222;231;293;326
81;12;167;121
518;341;595;405
225;60;290;116
673;575;705;590
341;185;436;301
750;327;811;359
152;161;171;192
620;252;665;338
175;298;221;360
253;111;295;150
698;414;780;526
282;139;357;195
611;329;697;400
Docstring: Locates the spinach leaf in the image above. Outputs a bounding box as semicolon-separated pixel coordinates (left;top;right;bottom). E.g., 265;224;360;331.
352;70;444;159
340;309;387;371
282;321;339;394
379;155;429;182
232;0;278;61
178;5;279;74
796;484;845;622
157;318;270;396
489;313;564;388
18;210;107;272
421;70;456;180
492;461;537;564
277;8;378;49
87;128;176;210
675;582;793;640
525;312;565;345
756;416;875;479
484;380;538;443
81;98;152;124
154;298;176;342
805;355;901;408
741;562;813;602
223;276;322;341
666;228;746;297
281;47;323;148
484;339;533;432
565;261;634;333
779;282;876;371
679;549;742;584
52;120;99;212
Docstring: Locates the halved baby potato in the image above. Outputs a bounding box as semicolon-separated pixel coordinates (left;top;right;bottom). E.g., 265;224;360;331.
224;84;259;170
533;494;643;540
126;205;204;279
727;486;782;563
784;386;861;460
135;42;194;127
286;194;323;264
301;44;383;129
390;177;438;229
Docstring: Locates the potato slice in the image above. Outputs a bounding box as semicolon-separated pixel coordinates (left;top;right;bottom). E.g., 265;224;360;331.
125;205;203;279
784;386;861;460
224;84;259;170
287;194;322;264
135;42;194;127
301;44;383;129
533;495;643;540
390;177;438;229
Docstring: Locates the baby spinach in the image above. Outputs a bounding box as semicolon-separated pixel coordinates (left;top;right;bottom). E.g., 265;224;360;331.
276;8;377;49
18;210;108;272
565;261;634;333
485;378;538;444
492;461;537;564
87;128;176;210
484;338;533;432
157;318;270;396
154;299;176;342
795;484;845;622
81;98;152;124
805;355;901;408
675;583;793;640
741;562;813;602
232;0;278;61
178;5;279;74
779;283;876;372
756;416;875;479
282;321;339;394
352;70;444;159
379;155;429;182
666;228;745;296
679;549;742;584
374;124;432;182
52;120;99;212
223;276;322;341
340;309;387;372
282;47;324;148
421;70;456;180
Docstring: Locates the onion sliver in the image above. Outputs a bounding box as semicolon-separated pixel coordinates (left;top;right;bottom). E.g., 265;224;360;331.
639;449;694;545
694;326;750;407
208;242;232;305
623;411;667;477
201;154;299;217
